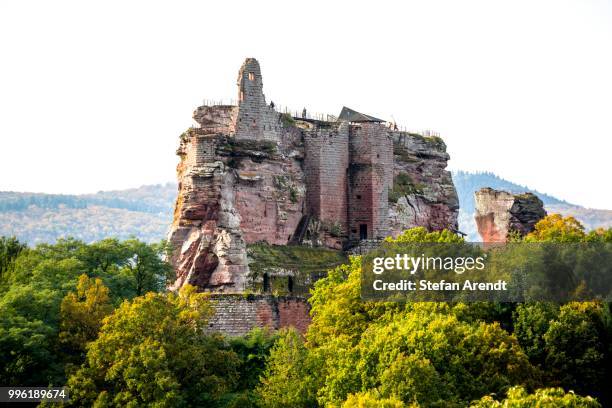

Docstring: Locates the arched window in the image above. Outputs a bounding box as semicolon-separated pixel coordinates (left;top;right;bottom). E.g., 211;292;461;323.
248;72;255;81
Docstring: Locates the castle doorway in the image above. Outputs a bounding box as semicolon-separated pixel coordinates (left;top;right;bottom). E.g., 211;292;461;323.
359;224;368;240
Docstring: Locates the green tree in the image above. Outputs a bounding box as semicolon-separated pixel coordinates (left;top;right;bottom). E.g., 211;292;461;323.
513;302;559;365
342;391;407;408
229;327;278;391
67;285;240;407
543;302;609;402
256;328;320;408
120;239;174;296
0;236;26;281
524;214;586;243
59;274;113;357
0;238;174;387
471;386;600;407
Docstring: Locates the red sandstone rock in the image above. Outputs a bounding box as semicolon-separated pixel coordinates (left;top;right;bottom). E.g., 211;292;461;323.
474;187;546;242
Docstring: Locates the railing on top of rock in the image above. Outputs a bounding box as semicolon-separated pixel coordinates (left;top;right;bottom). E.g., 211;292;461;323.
391;125;441;138
202;98;238;107
273;104;338;123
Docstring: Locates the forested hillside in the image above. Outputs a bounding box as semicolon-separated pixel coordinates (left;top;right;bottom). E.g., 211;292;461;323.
2;174;611;244
0;183;176;244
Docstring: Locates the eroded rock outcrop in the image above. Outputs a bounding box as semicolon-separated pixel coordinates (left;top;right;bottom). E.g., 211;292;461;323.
474;187;546;242
388;133;459;235
168;58;459;292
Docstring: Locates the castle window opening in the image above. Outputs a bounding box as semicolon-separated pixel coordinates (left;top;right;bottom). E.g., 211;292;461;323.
288;276;294;293
356;194;362;199
248;72;255;81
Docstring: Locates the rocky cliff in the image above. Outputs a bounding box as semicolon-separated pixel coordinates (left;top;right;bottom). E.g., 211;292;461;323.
388;133;459;235
474;187;546;242
167;58;459;292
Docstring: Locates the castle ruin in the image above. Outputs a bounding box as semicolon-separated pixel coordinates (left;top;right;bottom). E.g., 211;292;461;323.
168;58;459;296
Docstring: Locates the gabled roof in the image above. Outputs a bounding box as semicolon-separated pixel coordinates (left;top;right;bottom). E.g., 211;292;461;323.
338;106;385;123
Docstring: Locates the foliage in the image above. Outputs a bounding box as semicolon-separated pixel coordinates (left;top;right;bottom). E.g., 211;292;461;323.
256;328;320;408
229;327;278;391
321;220;344;238
513;302;559;365
385;226;465;244
389;172;424;203
2;224;612;406
512;223;612;404
471;386;600;407
258;228;545;407
59;274;113;357
67;286;240;407
524;214;586;242
0;237;173;387
543;302;609;401
0;236;26;279
342;391;407;408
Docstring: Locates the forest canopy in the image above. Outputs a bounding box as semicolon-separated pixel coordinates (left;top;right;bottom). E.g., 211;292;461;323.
0;216;611;407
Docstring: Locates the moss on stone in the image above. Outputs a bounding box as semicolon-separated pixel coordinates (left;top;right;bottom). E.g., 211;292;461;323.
280;113;296;127
388;172;424;203
247;243;347;278
219;138;278;156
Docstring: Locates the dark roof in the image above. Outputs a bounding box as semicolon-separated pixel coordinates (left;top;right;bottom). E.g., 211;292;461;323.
338;106;385;123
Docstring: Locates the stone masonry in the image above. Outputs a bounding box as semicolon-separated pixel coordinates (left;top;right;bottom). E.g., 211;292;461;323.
206;294;311;337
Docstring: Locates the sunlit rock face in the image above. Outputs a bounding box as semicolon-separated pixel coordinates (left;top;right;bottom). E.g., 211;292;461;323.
474;187;546;242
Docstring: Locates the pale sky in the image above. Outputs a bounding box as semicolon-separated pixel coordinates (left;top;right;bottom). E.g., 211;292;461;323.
1;0;611;209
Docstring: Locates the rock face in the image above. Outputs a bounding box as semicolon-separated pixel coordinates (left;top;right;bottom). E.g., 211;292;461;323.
388;133;459;236
168;58;459;292
474;188;546;242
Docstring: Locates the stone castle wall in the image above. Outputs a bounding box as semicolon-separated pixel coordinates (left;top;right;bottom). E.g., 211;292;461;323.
303;123;350;232
207;294;311;337
347;123;393;240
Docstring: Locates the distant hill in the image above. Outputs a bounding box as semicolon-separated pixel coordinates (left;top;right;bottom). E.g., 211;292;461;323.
453;171;612;240
0;183;177;245
1;174;611;245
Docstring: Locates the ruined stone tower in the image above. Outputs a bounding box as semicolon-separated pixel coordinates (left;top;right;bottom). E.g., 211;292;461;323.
235;58;280;141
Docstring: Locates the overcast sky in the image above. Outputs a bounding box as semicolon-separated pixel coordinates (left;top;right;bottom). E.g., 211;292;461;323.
1;0;611;209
